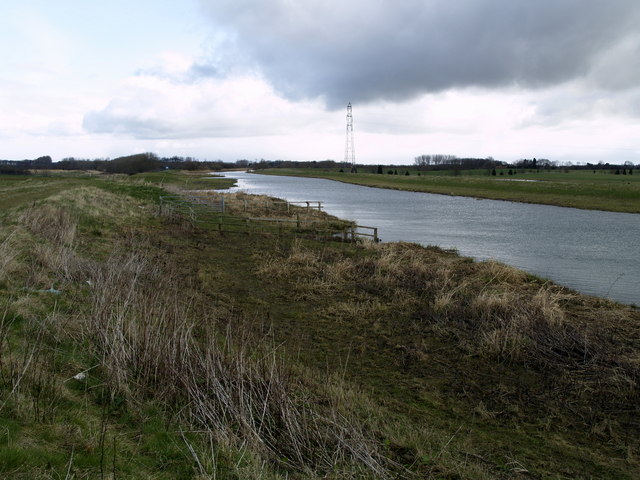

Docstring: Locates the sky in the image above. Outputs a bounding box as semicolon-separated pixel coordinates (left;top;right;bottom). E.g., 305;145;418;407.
2;0;640;165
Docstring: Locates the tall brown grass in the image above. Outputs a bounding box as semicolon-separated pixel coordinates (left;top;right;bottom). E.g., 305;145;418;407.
1;196;403;478
190;190;349;227
19;204;77;247
256;240;640;408
87;246;395;477
0;232;20;285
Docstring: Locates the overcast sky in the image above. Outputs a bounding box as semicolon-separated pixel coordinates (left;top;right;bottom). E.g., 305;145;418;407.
2;0;640;164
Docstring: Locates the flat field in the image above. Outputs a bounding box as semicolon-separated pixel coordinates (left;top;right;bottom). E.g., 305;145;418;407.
257;167;640;213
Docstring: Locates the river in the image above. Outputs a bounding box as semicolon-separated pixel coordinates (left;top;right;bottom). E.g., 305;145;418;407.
219;171;640;305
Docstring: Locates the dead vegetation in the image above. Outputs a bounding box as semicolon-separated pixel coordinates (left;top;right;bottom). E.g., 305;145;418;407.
256;239;640;453
87;246;395;478
0;189;404;479
189;190;350;228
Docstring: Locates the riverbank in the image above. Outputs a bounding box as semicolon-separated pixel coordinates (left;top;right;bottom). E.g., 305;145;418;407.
1;170;639;479
255;167;640;214
220;169;640;306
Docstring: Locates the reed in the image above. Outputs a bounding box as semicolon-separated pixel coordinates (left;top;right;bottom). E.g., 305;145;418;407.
86;246;394;477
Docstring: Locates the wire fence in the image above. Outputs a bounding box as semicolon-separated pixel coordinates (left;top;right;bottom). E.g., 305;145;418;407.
158;195;379;242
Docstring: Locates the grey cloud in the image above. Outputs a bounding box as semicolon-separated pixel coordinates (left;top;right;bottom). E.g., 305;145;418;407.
83;98;291;139
198;0;640;107
83;108;247;139
83;110;176;139
83;108;245;139
135;63;222;83
188;63;220;79
525;87;640;126
587;34;640;90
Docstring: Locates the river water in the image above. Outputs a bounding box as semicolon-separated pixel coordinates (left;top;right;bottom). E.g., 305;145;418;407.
219;171;640;305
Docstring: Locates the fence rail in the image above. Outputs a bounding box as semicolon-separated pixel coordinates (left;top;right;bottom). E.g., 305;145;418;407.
162;194;225;212
158;195;379;242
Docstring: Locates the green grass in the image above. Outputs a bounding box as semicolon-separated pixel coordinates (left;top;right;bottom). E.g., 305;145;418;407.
132;169;237;190
1;171;639;479
0;170;234;211
256;168;640;213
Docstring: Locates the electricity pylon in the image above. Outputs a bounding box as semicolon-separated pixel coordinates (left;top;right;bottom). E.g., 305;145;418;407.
344;102;356;173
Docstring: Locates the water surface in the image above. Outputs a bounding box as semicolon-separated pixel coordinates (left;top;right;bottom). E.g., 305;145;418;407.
220;171;640;305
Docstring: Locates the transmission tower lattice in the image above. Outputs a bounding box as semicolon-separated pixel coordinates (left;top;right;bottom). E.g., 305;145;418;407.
344;102;356;173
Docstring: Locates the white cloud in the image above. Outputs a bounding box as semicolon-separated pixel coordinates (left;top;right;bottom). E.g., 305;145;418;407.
83;65;334;140
2;1;640;165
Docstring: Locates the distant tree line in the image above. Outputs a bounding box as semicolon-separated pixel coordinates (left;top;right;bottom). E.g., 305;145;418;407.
2;153;637;176
414;154;504;170
578;160;636;172
56;154;244;174
0;154;252;175
249;159;350;170
514;158;554;169
0;162;29;175
0;156;52;174
412;154;638;173
515;158;637;172
1;155;353;176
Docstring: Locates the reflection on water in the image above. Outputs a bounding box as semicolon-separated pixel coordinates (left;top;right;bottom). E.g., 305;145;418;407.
220;171;640;305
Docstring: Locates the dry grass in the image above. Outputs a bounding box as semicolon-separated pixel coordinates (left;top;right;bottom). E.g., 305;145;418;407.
0;192;407;478
190;190;349;226
18;204;77;247
254;239;640;432
272;240;616;365
480;260;528;285
323;299;387;323
86;246;396;478
0;232;21;285
15;204;87;290
469;287;573;361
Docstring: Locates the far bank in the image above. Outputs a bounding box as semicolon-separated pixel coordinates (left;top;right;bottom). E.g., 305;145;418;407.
254;167;640;214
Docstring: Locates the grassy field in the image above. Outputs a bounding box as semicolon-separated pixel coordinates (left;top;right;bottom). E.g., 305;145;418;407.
132;169;237;190
0;170;234;209
1;170;639;478
256;168;640;213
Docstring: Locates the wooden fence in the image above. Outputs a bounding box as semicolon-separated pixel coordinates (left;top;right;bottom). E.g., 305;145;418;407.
158;195;379;242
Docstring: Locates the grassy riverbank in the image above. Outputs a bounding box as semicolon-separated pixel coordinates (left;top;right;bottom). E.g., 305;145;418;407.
1;170;639;478
256;168;640;213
